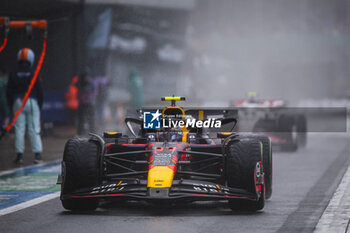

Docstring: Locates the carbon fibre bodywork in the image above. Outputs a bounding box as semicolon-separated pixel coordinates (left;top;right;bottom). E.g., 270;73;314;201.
60;141;261;203
59;99;267;209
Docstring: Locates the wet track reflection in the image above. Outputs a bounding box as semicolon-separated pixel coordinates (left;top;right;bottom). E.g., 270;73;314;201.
0;133;349;233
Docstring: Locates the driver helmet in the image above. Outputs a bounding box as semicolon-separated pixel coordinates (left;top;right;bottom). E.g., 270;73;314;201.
248;91;257;103
17;48;35;66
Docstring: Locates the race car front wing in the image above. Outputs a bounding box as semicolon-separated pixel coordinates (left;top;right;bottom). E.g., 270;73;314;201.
60;179;258;201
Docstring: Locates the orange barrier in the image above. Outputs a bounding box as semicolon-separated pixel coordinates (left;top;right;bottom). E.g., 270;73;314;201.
9;20;47;29
0;18;47;52
0;18;47;29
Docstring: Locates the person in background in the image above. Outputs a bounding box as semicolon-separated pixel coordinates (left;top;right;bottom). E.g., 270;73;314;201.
94;75;109;129
0;68;10;128
6;48;43;164
77;72;97;135
65;75;79;126
128;68;144;109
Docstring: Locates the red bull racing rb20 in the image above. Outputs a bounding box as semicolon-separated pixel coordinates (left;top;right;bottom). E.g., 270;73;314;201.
58;97;273;212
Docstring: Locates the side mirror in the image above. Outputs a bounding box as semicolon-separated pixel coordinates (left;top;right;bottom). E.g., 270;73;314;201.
219;117;237;131
125;117;142;137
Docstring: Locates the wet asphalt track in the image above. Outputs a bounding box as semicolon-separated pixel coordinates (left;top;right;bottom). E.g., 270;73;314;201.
1;133;350;233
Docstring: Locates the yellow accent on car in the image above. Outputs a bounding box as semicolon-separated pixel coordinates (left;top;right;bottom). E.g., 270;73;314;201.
107;132;118;135
198;110;204;121
182;132;188;142
248;91;257;97
147;166;175;188
162;96;185;101
162;106;189;142
217;132;234;138
222;132;233;135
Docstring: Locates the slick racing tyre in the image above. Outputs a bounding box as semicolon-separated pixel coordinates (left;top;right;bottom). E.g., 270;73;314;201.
226;137;265;211
61;138;101;211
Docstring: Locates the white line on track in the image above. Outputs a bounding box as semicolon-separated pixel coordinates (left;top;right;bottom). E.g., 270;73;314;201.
0;192;60;216
0;160;62;216
0;159;61;177
314;165;350;233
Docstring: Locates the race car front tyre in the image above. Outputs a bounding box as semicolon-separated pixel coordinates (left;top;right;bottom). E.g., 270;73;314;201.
226;137;265;211
61;138;101;211
246;134;272;199
235;133;272;199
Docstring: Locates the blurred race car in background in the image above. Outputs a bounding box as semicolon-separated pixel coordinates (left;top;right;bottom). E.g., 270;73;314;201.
58;96;272;212
233;92;307;151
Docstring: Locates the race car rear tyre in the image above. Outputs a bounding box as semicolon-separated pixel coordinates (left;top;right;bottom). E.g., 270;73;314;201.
226;137;265;211
278;115;298;151
61;138;101;211
296;115;307;148
253;119;276;133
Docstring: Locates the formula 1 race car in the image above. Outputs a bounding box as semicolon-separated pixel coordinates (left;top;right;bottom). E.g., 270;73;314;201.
234;95;307;151
58;96;272;212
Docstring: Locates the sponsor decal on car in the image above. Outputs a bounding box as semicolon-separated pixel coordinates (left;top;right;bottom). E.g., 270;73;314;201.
143;110;161;129
162;118;221;128
143;109;222;129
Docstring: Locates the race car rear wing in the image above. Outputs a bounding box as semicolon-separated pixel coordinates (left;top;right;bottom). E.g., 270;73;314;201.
135;108;238;120
125;108;238;135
